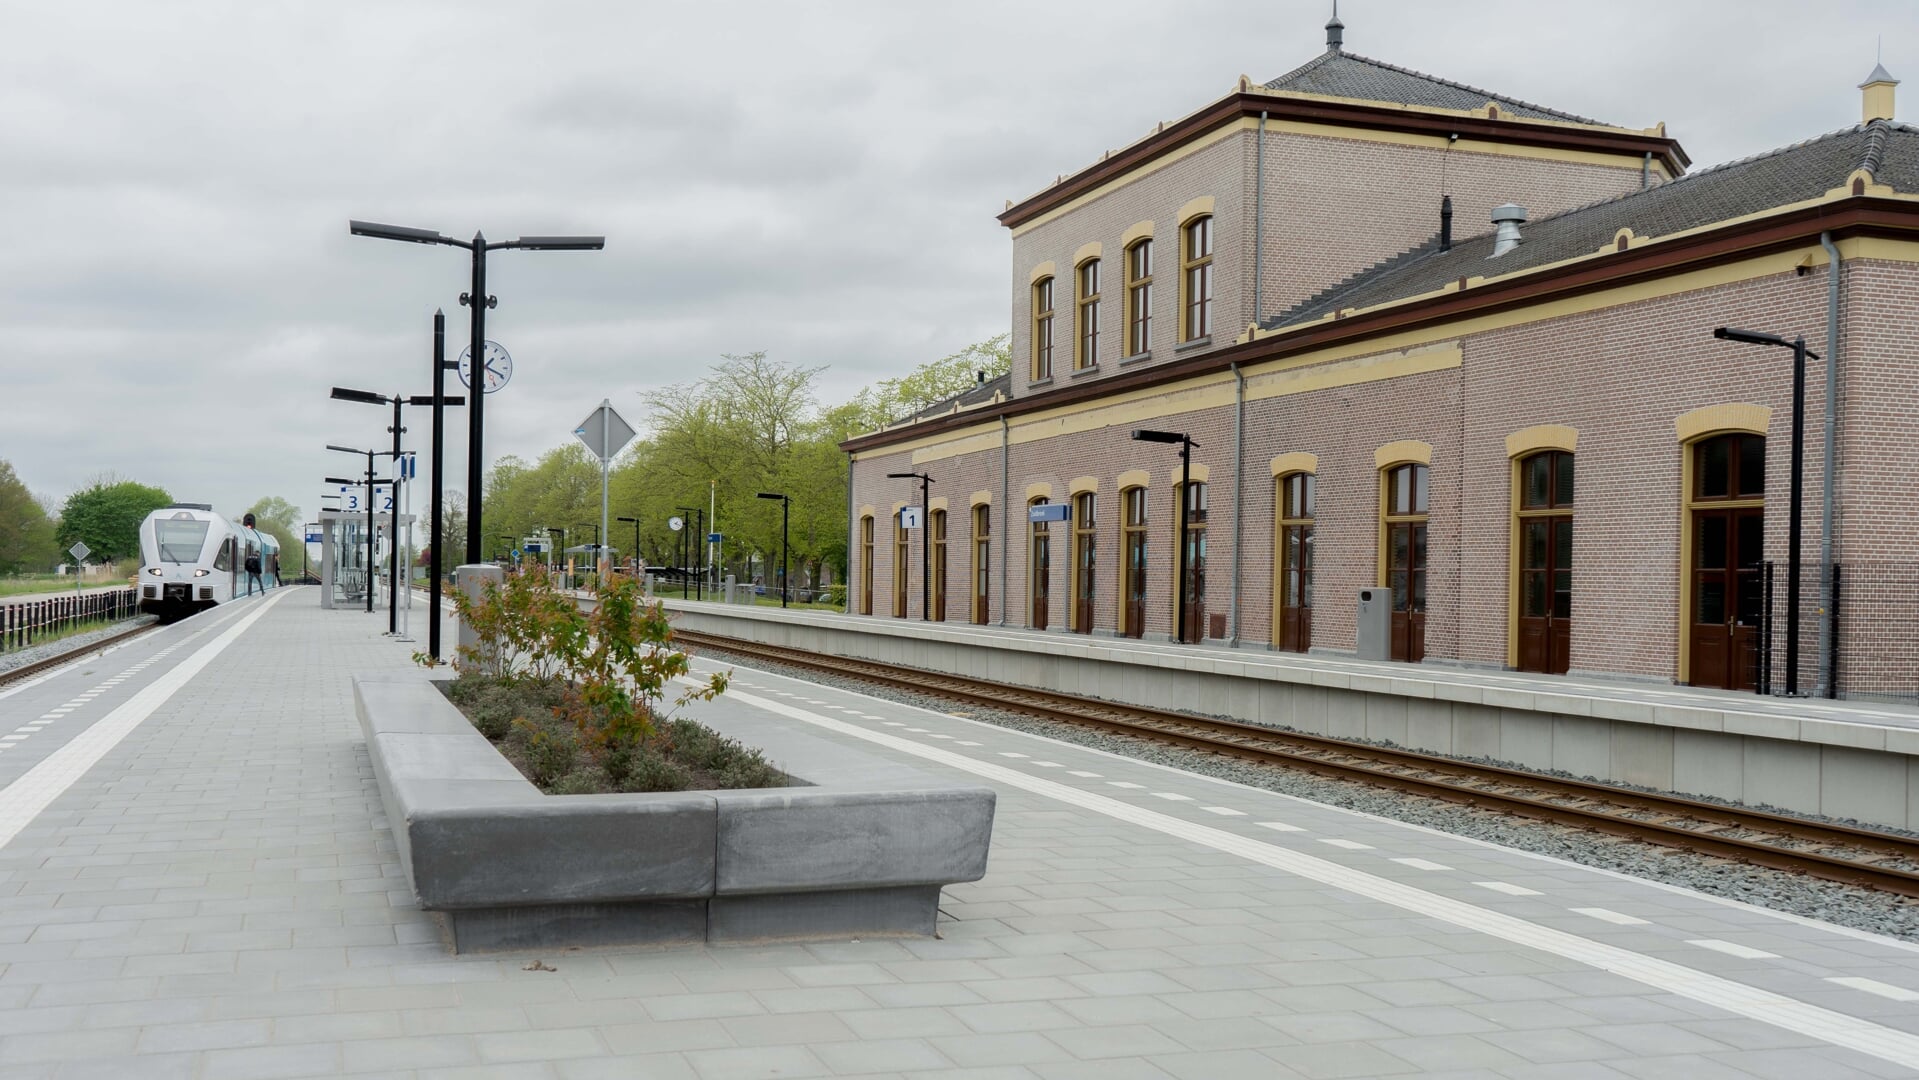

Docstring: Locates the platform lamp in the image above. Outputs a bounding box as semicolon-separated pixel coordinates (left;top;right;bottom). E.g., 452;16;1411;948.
677;507;704;601
885;472;933;620
347;220;604;566
756;493;790;608
616;516;642;577
1712;326;1817;696
325;444;395;615
1131;429;1198;643
332;387;465;640
538;526;565;576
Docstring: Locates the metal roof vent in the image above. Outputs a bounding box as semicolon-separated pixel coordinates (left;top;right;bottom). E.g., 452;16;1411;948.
1490;203;1527;257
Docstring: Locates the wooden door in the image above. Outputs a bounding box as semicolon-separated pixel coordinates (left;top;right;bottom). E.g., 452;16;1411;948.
1279;523;1313;652
1073;533;1094;633
1181;526;1206;643
1517;515;1572;674
931;511;947;622
1030;522;1050;630
1123;531;1145;637
1690;507;1763;690
1388;521;1426;663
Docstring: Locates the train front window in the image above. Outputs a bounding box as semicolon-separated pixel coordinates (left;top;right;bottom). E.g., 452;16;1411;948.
155;520;210;563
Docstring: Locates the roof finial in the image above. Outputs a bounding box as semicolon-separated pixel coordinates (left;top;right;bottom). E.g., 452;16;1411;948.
1325;1;1343;52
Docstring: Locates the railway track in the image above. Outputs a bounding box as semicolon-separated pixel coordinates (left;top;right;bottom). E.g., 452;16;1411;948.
677;629;1919;901
0;621;158;689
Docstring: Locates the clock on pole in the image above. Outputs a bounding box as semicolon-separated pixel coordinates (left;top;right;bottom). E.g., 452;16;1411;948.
456;340;513;393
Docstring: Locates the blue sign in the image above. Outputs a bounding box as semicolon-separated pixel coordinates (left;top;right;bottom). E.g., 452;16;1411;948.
707;532;723;542
525;543;543;554
1027;503;1071;524
305;533;322;544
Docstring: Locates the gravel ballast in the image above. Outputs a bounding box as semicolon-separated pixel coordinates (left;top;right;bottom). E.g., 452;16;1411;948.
0;617;156;679
693;644;1919;943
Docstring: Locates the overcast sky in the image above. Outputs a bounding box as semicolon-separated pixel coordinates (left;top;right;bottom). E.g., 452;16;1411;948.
4;0;1914;530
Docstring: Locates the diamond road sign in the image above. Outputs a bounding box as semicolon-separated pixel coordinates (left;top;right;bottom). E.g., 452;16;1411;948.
68;541;91;563
573;399;635;462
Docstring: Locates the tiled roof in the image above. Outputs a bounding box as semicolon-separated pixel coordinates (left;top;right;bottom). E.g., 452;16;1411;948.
1265;50;1607;126
891;373;1011;427
1268;120;1917;329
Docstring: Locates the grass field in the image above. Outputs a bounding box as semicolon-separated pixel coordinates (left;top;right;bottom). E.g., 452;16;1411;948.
0;574;134;599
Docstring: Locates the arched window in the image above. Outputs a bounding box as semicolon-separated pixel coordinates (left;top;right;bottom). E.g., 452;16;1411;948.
1381;462;1429;662
1072;492;1097;633
1181;216;1213;342
930;508;948;622
859;515;874;615
1075;259;1101;370
1276;472;1315;653
1179;481;1208;642
893;510;909;618
1029;497;1051;630
1121;486;1147;638
1032;276;1055;381
1687;433;1765;690
1125;239;1153;357
1515;451;1573;674
972;504;991;625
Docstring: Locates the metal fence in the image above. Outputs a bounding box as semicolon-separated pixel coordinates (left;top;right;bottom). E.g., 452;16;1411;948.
1753;561;1919;705
0;588;141;653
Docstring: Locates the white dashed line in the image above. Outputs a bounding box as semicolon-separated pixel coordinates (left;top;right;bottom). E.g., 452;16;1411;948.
1150;792;1193;802
999;752;1029;759
1688;939;1780;960
1256;821;1305;833
1200;806;1246;817
904;727;929;733
925;734;953;740
956;741;982;746
1827;977;1919;1002
883;722;906;727
1392;857;1452;871
1319;838;1374;850
1572;907;1650;926
1068;771;1101;778
1475;881;1543;896
1107;781;1145;790
1030;761;1063;768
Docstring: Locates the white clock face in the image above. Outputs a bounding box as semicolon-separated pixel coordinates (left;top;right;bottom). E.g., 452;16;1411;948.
457;341;513;394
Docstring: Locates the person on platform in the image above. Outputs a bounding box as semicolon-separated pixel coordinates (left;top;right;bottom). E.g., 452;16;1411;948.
241;513;266;596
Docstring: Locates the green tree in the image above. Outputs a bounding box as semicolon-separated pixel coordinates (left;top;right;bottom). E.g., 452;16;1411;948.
240;496;301;556
841;334;1010;436
57;477;172;564
0;460;58;574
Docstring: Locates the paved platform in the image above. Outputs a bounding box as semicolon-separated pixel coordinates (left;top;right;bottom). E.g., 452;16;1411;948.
0;590;1917;1077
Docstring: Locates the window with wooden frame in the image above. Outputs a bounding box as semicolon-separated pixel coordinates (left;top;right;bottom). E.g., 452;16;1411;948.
893;511;909;618
930;508;948;622
1179;481;1208;641
1515;451;1573;675
1276;472;1315;653
1029;497;1052;630
1686;433;1765;691
1125;239;1153;357
1031;276;1055;381
1381;463;1429;662
1075;259;1101;370
1121;486;1147;638
1071;492;1096;633
1180;216;1213;342
859;515;874;615
972;503;991;625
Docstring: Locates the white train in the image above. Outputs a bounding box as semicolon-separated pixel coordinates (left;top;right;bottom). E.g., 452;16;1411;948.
137;504;281;619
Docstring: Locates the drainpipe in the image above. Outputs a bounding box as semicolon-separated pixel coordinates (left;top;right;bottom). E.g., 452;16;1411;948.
999;415;1009;627
1253;111;1268;318
1818;230;1841;696
844;451;856;613
1641;151;1651;190
1230;361;1245;646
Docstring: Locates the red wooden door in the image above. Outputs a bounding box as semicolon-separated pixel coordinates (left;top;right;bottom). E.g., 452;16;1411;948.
1517;515;1572;674
1388;521;1426;663
1690;507;1763;691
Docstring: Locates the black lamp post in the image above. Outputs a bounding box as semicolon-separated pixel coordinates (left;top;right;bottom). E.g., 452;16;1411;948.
326;443;395;615
886;472;933;620
756;493;790;608
677;507;703;601
348;220;603;566
616;516;642;576
332;386;465;638
1132;429;1198;643
1712;326;1817;696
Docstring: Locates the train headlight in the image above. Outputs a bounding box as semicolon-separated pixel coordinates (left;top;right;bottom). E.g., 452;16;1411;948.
193;568;211;577
147;567;163;576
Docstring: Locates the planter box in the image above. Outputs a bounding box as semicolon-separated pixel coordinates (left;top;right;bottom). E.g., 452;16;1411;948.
355;674;995;952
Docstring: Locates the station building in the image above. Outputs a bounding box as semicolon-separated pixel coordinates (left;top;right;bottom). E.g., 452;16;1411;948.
845;17;1919;700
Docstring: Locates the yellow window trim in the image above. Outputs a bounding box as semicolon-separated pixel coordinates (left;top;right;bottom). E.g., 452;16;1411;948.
1269;452;1318;477
1120;220;1155;246
928;496;949;512
1181;463;1211;484
1116;468;1151;490
1177;196;1216;224
1025;482;1053;500
1073;241;1103;265
858;504;876;518
1374;440;1433;469
1028;260;1057;285
1069;475;1099;495
1505;424;1578;458
1674;403;1770;443
969;489;992;507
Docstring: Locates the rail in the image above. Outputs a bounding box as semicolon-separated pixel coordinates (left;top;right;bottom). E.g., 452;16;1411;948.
1;588;141;653
675;628;1919;900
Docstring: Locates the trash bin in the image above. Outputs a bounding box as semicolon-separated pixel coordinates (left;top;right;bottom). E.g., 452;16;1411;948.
1355;588;1390;661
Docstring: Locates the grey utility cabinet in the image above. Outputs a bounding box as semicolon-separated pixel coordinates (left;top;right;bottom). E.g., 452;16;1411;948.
1355;588;1391;661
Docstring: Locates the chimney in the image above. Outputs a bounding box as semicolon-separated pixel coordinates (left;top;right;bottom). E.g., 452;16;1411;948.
976;370;986;385
1439;195;1453;252
1862;62;1899;123
1490;203;1526;257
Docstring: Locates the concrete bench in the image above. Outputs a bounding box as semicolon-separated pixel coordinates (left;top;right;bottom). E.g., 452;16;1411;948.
355;675;996;952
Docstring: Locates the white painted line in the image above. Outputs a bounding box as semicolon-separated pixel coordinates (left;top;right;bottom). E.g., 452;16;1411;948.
925;734;953;740
883;722;906;727
1573;907;1650;926
1107;781;1144;790
1;736;28;743
904;728;929;733
0;591;289;854
696;680;1919;1071
1200;806;1247;817
1068;771;1101;778
999;752;1029;759
1319;838;1374;850
1827;977;1919;1003
1689;939;1780;960
1474;881;1543;896
1392;857;1452;871
956;741;982;747
1257;821;1306;833
1030;761;1063;768
1149;792;1193;802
